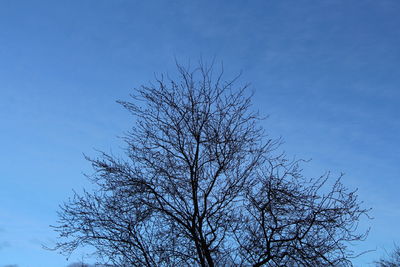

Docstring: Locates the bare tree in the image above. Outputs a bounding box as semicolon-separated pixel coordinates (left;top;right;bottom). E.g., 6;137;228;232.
375;245;400;267
53;62;369;266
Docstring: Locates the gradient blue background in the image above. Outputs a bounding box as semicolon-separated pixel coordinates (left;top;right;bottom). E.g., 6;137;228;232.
1;1;399;266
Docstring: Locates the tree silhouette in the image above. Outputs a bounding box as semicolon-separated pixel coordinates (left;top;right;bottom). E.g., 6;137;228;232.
53;62;369;266
375;245;400;267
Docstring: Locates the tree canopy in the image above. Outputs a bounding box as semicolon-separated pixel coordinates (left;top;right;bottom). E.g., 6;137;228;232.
53;62;369;266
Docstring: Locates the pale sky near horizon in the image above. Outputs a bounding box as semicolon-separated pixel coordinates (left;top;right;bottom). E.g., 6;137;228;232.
1;1;400;266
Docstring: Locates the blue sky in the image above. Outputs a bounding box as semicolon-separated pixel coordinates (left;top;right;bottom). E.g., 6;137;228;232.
0;0;399;266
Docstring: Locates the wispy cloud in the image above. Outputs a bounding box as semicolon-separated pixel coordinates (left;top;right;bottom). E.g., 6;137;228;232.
0;241;10;250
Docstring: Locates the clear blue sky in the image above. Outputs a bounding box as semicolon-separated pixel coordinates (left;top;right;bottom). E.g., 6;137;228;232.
1;1;399;266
